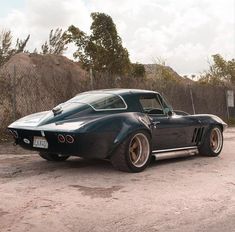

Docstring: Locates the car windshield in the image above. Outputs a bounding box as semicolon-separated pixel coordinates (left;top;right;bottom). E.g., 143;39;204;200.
67;93;127;111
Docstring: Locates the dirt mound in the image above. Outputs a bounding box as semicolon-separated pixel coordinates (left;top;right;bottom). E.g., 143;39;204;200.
144;64;192;84
0;53;89;130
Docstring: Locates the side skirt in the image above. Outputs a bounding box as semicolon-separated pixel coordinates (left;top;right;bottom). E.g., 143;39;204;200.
152;146;198;161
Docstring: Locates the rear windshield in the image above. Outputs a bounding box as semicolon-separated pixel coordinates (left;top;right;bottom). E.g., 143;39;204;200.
67;93;127;111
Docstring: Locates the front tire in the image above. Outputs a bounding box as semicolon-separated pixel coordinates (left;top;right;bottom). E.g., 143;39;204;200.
111;131;151;172
39;152;70;161
199;126;223;157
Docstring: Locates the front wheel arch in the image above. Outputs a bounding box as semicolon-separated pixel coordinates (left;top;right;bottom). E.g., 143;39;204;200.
199;126;223;157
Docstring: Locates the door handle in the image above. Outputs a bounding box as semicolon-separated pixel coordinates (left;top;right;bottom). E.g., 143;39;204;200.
152;121;160;128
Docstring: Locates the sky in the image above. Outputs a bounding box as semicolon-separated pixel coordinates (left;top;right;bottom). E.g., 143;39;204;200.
0;0;235;75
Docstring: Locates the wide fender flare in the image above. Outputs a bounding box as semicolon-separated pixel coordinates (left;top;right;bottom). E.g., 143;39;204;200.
194;114;227;145
109;113;152;155
195;114;227;132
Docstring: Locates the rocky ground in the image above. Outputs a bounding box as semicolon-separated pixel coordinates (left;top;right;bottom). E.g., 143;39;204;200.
0;128;235;232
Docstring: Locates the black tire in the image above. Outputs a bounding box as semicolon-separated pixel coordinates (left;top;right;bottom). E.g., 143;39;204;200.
39;152;70;161
110;130;151;172
199;126;223;157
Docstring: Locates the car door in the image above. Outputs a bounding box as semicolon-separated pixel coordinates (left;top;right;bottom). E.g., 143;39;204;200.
138;93;199;150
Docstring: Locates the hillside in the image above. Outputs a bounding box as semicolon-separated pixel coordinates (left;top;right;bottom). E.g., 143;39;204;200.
0;53;89;128
144;64;192;84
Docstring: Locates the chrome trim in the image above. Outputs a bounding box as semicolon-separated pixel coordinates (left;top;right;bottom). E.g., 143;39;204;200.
91;93;128;111
66;135;75;144
68;93;128;111
23;138;30;144
140;93;166;116
152;146;198;154
58;134;65;143
156;94;167;116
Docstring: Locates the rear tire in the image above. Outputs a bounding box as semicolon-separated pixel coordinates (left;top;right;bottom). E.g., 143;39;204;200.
39;152;70;161
111;131;151;172
199;126;223;157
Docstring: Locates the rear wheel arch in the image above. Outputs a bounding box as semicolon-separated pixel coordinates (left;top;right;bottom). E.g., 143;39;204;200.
111;126;152;154
110;129;152;172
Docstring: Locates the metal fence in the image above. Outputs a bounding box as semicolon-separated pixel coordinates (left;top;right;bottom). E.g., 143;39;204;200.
0;64;235;134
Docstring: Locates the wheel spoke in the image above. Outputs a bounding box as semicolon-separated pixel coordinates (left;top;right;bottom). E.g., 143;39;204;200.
130;151;137;162
132;142;138;149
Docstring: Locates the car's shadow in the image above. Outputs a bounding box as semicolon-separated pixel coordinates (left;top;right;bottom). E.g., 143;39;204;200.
32;154;207;174
1;153;212;179
31;156;114;172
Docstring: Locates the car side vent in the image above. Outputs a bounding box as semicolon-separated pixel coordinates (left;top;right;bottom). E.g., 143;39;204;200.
192;127;205;144
197;127;205;143
192;128;198;143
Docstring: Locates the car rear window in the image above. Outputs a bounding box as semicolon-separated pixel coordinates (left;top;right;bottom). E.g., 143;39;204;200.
67;93;127;111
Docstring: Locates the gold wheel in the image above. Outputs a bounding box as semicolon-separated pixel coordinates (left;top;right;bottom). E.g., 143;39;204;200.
129;133;150;168
210;128;222;153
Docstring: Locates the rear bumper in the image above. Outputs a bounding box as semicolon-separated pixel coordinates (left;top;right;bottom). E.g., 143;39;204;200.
9;129;116;159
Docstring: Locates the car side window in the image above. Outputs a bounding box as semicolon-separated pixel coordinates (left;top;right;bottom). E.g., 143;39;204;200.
139;95;165;115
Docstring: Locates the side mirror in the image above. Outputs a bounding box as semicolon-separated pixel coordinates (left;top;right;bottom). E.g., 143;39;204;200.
167;110;173;117
164;108;173;117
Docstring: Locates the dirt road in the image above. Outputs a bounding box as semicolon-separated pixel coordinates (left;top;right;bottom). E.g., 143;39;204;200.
0;128;235;232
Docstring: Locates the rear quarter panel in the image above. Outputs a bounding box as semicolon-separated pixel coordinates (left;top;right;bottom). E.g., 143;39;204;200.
77;112;152;158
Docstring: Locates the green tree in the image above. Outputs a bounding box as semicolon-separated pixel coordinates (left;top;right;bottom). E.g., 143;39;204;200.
41;28;67;55
64;12;131;75
159;65;179;83
199;54;235;85
0;30;30;66
131;63;145;78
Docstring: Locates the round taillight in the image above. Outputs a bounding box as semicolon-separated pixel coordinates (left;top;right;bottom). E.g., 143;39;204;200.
58;134;65;143
9;130;18;138
66;135;74;144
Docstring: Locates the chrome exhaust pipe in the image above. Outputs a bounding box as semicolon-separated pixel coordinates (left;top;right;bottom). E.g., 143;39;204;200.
153;147;198;161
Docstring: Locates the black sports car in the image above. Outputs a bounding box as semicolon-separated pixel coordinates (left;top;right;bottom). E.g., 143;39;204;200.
8;89;227;172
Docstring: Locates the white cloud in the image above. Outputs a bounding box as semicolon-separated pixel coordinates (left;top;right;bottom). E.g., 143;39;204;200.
0;0;91;53
0;0;234;74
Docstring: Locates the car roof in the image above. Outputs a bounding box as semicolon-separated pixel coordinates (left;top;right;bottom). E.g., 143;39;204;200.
79;88;159;96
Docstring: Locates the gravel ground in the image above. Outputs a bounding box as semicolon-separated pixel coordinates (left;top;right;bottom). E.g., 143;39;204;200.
0;128;235;232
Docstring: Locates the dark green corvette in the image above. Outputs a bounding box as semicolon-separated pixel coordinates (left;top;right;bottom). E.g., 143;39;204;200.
8;89;227;172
